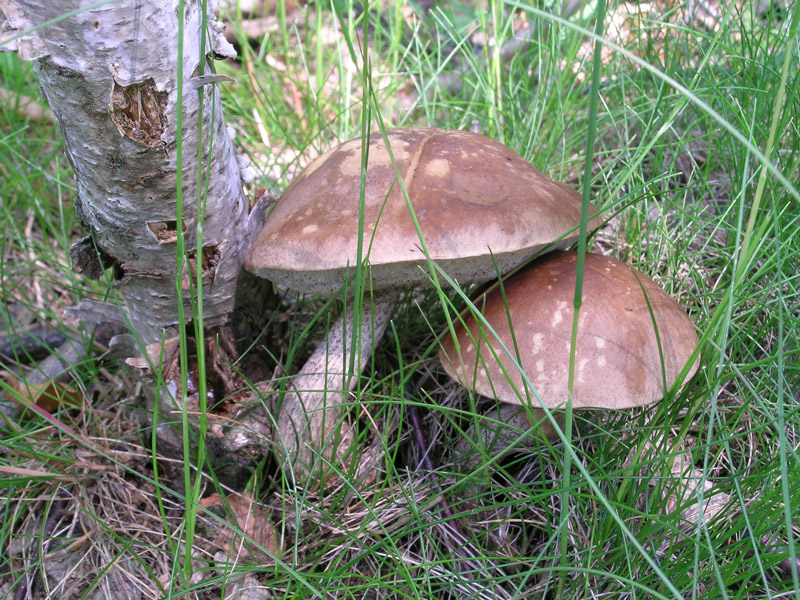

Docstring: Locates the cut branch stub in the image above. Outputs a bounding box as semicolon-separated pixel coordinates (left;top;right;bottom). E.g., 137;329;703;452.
109;78;168;148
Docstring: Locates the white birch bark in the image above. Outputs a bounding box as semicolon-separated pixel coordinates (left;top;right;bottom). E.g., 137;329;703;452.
0;0;268;345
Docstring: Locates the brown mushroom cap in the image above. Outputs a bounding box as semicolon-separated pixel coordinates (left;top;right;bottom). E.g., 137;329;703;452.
245;128;601;296
439;251;700;410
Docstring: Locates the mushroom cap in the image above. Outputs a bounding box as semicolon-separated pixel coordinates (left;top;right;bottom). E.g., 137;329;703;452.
439;251;700;410
245;128;601;296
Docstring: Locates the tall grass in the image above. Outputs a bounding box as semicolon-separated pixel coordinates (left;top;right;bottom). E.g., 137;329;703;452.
0;0;798;598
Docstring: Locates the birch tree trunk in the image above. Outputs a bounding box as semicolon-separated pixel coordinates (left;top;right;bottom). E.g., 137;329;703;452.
1;1;279;484
0;0;270;346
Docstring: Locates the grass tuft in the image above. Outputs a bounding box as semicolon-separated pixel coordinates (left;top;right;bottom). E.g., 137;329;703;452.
1;0;798;598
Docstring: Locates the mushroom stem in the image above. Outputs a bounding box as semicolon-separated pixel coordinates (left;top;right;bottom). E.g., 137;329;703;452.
275;290;399;480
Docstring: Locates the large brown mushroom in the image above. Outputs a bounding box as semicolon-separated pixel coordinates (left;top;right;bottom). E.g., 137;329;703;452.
439;251;700;460
245;128;601;480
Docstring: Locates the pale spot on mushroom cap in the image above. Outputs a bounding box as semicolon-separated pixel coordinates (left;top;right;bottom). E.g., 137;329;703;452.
536;359;544;372
339;139;413;177
302;224;319;235
532;333;544;354
424;158;450;177
595;337;606;349
551;300;568;327
597;355;606;366
578;358;589;382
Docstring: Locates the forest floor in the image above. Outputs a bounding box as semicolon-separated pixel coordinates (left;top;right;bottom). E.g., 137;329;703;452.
1;1;798;598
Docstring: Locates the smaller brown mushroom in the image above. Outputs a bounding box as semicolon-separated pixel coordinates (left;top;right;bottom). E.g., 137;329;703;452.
439;251;700;463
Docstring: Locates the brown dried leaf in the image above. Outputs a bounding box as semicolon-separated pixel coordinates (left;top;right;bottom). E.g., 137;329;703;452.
199;492;281;562
125;337;180;380
628;435;728;532
665;453;729;530
1;369;82;413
